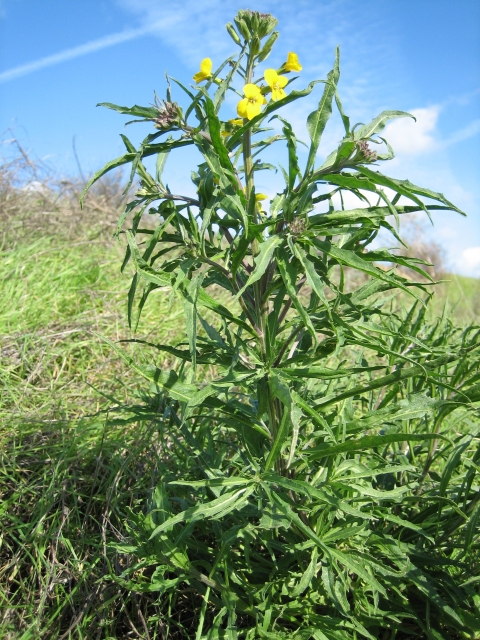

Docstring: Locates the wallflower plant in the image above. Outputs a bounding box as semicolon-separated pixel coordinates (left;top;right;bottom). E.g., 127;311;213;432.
82;9;480;639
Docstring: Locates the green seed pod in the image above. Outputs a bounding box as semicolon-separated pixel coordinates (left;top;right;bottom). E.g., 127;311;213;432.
226;22;241;45
257;31;279;62
234;17;250;41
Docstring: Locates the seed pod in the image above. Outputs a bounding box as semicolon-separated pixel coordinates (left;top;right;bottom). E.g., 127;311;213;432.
257;31;279;62
226;22;241;45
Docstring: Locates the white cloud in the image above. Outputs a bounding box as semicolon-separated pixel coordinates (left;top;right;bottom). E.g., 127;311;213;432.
444;119;480;146
383;106;440;156
458;247;480;277
0;24;161;84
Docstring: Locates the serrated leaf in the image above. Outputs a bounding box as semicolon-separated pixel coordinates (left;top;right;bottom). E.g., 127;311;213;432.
149;486;254;538
353;109;414;140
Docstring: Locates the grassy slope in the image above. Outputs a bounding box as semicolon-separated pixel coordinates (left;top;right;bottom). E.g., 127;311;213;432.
1;206;479;638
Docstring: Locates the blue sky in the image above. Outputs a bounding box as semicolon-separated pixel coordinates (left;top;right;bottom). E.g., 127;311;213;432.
1;0;479;277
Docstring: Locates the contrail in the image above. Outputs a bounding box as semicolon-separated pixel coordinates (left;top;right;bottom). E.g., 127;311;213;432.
0;24;159;84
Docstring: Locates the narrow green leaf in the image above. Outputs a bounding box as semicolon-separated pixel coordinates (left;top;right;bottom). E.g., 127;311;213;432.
305;47;340;174
97;101;158;119
306;432;444;460
235;235;283;300
149;486;254;538
291;547;319;597
277;247;317;339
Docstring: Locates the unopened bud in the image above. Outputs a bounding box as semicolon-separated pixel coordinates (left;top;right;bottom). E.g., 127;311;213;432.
226;22;241;45
153;99;182;130
250;35;261;56
234;16;250;40
355;140;378;163
257;14;278;38
257;31;279;62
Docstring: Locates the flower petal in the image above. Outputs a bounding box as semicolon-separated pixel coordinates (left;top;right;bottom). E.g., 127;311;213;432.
237;98;249;119
243;83;261;98
200;58;212;75
277;75;288;88
272;89;287;102
193;71;207;83
264;68;277;88
246;100;262;120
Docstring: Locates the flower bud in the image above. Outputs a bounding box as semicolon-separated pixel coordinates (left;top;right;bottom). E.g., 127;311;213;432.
234;16;250;41
257;14;278;38
153;100;183;130
250;35;261;56
257;31;279;62
226;22;241;45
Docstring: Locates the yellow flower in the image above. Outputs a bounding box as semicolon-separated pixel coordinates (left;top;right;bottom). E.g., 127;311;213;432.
264;69;288;102
255;193;268;213
193;58;212;84
229;118;244;126
284;52;302;72
237;84;267;120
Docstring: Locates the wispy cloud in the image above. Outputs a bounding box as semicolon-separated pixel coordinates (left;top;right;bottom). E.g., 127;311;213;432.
0;24;160;84
444;119;480;146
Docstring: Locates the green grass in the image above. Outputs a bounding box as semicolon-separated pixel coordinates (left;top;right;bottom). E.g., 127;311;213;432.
1;224;479;638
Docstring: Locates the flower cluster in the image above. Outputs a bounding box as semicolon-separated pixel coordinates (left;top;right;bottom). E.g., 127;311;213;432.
354;140;378;163
192;53;302;121
153;100;182;130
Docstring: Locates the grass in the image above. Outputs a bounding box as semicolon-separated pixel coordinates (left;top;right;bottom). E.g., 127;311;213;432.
1;166;479;638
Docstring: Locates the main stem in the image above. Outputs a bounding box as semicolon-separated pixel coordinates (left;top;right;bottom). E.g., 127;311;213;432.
242;52;281;471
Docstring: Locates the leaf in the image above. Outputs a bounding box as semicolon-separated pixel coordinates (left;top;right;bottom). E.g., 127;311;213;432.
97;101;158;119
270;115;300;191
271;492;386;594
97;335;202;403
277;247;317;340
204;94;234;172
292;243;330;313
305;47;340;174
291;547;319;597
169;477;253;488
80;138;193;206
310;237;421;301
235;235;283;300
259;503;292;529
353;110;414;140
313;347;478;411
180;272;204;370
213;48;246;113
149;486;255;538
305;432;444;461
286;403;303;468
264;373;294;471
335;89;350;135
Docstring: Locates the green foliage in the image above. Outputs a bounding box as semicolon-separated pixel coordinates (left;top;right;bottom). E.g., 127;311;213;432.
79;9;479;639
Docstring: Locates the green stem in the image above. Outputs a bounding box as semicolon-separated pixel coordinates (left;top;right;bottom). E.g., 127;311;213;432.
242;52;280;470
